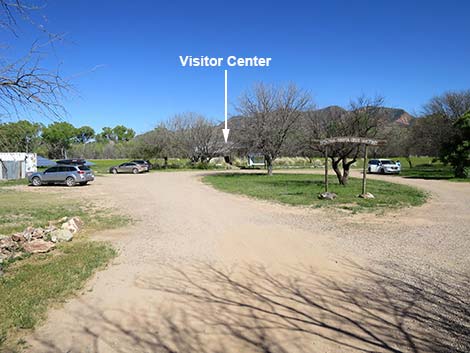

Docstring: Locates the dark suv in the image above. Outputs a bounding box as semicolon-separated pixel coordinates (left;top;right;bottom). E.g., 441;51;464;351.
28;165;95;186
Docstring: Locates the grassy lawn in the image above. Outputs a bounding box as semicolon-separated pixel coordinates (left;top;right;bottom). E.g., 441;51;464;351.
399;163;470;182
204;173;427;212
0;179;28;188
0;188;129;235
0;188;129;350
88;159;128;175
0;241;116;349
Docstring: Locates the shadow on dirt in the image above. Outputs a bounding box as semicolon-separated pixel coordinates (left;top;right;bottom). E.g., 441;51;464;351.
31;262;469;353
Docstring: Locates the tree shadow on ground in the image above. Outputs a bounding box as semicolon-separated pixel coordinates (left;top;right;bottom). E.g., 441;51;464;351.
258;180;325;187
31;262;469;353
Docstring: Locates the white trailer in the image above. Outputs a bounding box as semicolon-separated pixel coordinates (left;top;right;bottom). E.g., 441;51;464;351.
0;153;37;180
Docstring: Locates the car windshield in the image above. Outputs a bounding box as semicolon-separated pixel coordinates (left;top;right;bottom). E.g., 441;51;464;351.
381;160;395;165
78;166;90;171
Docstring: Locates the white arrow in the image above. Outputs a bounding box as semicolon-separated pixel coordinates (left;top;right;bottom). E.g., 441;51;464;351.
222;69;230;143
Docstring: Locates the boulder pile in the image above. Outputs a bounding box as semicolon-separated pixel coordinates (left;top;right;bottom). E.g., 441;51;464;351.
0;216;83;271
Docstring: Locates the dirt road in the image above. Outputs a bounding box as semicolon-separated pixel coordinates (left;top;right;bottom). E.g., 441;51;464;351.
26;171;470;353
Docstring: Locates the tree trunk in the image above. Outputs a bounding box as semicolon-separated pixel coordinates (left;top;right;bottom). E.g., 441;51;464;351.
340;158;356;185
454;164;469;178
341;165;350;185
406;156;413;168
265;155;273;176
163;156;168;169
331;158;343;184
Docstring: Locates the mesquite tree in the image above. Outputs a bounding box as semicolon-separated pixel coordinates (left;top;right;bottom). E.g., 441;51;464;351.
169;113;220;164
236;83;312;175
305;96;385;185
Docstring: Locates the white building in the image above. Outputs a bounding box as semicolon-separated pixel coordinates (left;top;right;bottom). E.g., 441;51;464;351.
0;153;37;180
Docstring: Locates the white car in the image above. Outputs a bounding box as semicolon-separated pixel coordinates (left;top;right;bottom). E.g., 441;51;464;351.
368;159;401;174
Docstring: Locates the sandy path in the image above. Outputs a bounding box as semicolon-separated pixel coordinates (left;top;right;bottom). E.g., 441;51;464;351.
25;171;470;353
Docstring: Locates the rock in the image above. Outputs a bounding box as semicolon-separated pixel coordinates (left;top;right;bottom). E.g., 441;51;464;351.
358;192;375;199
23;239;55;254
31;228;45;239
0;237;18;251
50;229;74;243
61;217;83;234
318;192;337;200
11;233;25;242
44;225;57;234
22;226;34;241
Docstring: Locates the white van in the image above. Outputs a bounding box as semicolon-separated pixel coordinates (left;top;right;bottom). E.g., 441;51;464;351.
368;159;401;174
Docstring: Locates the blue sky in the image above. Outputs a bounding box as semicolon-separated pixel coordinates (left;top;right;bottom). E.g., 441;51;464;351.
9;0;470;133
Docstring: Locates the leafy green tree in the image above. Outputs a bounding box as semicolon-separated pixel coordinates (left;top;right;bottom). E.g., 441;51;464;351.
98;126;115;142
113;125;135;141
75;126;95;143
42;122;77;158
440;112;470;178
97;125;135;142
0;120;42;152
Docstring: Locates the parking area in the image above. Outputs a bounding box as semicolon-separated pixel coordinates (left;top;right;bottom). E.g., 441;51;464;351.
21;170;470;352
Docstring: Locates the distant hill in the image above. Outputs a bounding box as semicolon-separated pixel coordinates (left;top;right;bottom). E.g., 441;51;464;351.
380;107;414;126
226;106;415;127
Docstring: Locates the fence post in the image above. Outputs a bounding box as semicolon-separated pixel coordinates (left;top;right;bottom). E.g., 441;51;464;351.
324;146;328;192
362;144;368;195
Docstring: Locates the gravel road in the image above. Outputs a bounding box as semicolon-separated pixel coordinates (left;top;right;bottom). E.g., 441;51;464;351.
25;171;470;353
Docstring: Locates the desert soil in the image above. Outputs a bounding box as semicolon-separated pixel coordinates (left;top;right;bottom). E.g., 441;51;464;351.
23;171;470;353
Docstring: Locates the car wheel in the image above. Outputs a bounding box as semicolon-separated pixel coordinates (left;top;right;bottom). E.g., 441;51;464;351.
367;167;371;174
132;168;139;174
65;177;75;187
380;168;385;174
111;168;118;174
32;176;42;186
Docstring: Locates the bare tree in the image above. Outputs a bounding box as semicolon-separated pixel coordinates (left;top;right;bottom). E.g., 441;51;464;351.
408;90;470;167
236;83;312;175
423;90;470;120
0;1;71;126
169;113;221;164
132;124;175;167
305;96;385;185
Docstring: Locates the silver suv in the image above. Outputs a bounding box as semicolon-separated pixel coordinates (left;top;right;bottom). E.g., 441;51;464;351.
28;165;95;187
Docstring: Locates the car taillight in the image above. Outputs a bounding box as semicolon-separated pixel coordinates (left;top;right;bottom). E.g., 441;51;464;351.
78;170;85;174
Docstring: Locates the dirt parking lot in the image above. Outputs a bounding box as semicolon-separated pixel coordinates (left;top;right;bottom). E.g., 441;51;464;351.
24;171;470;352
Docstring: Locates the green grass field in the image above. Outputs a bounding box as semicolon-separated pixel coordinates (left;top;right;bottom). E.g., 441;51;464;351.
0;241;116;349
88;159;129;175
204;173;427;212
0;188;129;350
271;156;469;182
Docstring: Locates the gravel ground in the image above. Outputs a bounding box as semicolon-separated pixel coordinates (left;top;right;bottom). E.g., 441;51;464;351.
22;171;470;353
